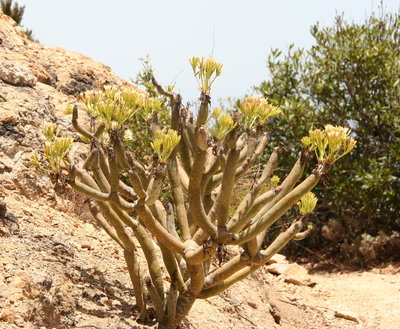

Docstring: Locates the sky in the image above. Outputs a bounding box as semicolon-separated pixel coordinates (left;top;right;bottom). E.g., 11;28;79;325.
17;0;400;103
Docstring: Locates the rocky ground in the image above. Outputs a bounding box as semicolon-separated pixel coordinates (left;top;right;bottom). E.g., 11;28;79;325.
1;190;399;329
1;9;399;329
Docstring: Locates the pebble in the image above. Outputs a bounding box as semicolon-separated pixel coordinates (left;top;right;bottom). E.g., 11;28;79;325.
334;309;359;323
248;301;258;309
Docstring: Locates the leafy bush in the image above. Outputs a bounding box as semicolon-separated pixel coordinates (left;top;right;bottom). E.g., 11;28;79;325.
256;11;400;263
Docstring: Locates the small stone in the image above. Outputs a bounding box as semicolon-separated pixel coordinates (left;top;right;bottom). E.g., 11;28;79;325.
81;241;92;250
92;266;104;276
7;274;40;300
70;241;82;250
269;302;281;324
283;263;308;277
106;286;116;295
102;297;113;307
284;277;306;286
112;299;121;308
1;177;16;190
82;223;95;234
334;309;359;323
270;253;288;264
0;282;6;296
21;208;33;216
267;262;315;286
14;26;26;38
247;301;258;309
9;275;28;290
90;239;100;250
266;263;290;275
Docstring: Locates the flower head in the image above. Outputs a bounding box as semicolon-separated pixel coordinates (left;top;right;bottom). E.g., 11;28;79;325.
240;95;280;129
213;111;237;139
140;97;163;120
271;175;280;186
189;56;223;93
80;86;148;130
42;122;61;141
297;192;318;215
151;129;181;162
43;137;74;172
302;125;356;163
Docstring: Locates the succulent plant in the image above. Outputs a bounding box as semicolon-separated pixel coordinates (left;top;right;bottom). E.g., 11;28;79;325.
36;57;355;329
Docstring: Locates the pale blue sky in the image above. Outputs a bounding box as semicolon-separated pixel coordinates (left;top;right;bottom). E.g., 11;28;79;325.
18;0;400;102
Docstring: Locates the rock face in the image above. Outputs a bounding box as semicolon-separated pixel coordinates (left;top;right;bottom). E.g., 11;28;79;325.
0;10;130;200
0;61;37;87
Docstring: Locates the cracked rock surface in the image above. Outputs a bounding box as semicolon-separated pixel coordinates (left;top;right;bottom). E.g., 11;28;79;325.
0;61;37;87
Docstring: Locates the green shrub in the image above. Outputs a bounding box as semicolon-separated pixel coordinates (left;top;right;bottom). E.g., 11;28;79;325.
256;11;400;263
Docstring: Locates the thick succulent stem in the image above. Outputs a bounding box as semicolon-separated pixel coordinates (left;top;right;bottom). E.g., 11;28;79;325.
215;147;241;228
188;130;217;238
165;282;178;325
150;203;187;292
228;147;280;233
145;277;164;322
234;165;326;245
196;92;210;129
184;239;217;265
88;201;124;248
145;164;165;205
72;105;93;139
135;200;185;254
109;204;165;302
200;216;305;299
124;250;147;316
167;157;191;241
88;199;148;316
168;263;204;328
203;252;250;289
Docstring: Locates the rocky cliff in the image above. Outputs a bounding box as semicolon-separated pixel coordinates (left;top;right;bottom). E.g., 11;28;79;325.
0;9;130;201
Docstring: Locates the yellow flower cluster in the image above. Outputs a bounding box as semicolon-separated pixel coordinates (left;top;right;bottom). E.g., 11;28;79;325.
141;97;163;121
42;122;61;141
212;108;237;139
80;86;161;130
43;138;74;172
297;192;318;215
240;95;280;129
271;175;280;186
81;89;103;118
151;129;181;162
189;56;223;94
301;124;356;164
31;123;73;173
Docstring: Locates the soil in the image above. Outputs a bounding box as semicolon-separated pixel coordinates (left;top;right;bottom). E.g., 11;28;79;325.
1;190;399;329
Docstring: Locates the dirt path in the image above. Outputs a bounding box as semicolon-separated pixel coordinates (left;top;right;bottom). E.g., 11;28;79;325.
188;263;400;329
307;269;400;329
